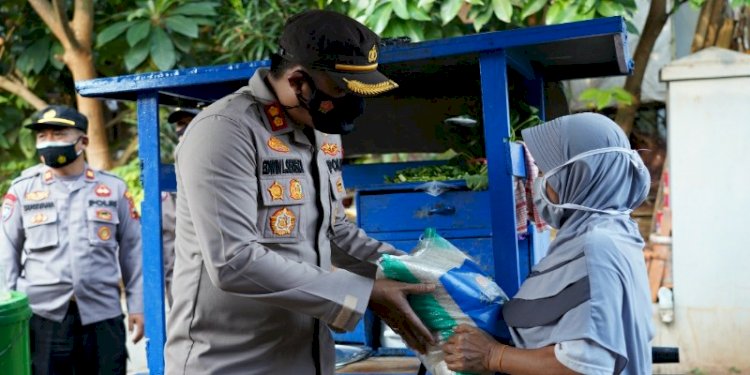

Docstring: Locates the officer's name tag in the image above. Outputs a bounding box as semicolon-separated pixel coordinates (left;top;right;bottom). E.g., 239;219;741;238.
23;202;54;211
261;159;304;175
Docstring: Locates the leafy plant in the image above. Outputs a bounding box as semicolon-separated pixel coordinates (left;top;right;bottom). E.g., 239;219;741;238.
579;87;633;110
96;0;219;71
110;157;144;213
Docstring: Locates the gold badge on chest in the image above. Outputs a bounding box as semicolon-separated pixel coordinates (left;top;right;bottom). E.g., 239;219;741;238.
25;190;49;201
289;179;304;200
267;136;290;153
269;207;296;236
268;181;284;201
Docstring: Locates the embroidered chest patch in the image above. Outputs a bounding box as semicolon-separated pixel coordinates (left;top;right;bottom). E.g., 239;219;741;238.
269;208;296;236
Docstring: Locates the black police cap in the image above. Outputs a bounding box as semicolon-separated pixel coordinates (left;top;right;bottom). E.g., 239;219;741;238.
167;107;200;124
278;10;399;97
26;105;88;133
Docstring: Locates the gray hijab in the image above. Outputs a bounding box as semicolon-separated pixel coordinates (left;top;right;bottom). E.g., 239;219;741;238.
502;113;654;374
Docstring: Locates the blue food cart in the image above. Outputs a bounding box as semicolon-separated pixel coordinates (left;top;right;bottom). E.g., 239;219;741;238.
77;16;632;374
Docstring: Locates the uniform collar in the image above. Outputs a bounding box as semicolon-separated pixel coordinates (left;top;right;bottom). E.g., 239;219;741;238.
247;69;302;137
41;164;96;185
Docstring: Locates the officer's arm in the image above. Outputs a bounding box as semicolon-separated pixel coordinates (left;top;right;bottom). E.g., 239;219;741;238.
160;196;176;284
177;115;372;331
116;188;143;314
329;198;404;278
0;188;24;290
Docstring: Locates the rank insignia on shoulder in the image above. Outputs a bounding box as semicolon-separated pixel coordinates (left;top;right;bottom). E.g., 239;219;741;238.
43;171;54;184
2;194;17;222
95;184;111;197
289;179;304;200
267;136;290;153
124;191;140;219
264;104;288;132
96;209;112;221
336;177;345;194
31;213;48;225
25;190;49;201
321;143;340;156
268;181;284;201
270;207;296;236
85;169;95;180
98;226;112;241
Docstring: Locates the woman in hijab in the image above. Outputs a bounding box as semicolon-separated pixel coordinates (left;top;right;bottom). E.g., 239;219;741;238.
442;113;654;374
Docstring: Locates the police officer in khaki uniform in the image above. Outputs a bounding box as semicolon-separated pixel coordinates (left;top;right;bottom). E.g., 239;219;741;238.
161;107;199;307
165;10;435;374
0;105;144;375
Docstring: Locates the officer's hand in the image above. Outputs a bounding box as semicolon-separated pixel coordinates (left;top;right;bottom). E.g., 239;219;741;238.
128;313;145;344
443;324;498;373
368;279;436;354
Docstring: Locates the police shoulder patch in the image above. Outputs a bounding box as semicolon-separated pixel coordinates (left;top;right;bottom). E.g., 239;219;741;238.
2;194;17;222
264;104;288;132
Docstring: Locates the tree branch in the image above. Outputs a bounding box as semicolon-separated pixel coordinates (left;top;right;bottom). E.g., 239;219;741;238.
0;75;48;110
72;0;94;48
27;0;69;48
51;0;81;51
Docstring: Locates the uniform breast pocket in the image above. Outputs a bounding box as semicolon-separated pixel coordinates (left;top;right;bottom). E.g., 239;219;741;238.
22;209;59;251
86;207;120;248
258;177;308;243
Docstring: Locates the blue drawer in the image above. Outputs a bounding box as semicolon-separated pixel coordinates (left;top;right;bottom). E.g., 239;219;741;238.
357;190;491;234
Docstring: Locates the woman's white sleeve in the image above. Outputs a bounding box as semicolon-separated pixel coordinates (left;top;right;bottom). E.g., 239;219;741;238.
554;339;617;375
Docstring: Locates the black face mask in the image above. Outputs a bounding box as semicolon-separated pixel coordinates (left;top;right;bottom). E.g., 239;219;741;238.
295;73;365;135
37;137;82;168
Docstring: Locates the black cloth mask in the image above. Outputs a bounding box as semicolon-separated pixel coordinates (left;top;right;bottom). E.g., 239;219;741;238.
37;137;82;168
295;72;365;135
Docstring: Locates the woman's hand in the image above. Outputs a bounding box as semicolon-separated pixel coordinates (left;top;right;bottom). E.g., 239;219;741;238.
443;324;500;373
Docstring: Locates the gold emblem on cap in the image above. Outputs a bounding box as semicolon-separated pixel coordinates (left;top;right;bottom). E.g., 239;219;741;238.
268;181;284;201
342;78;399;96
270;207;296;236
289;179;304;200
368;45;378;63
37;108;76;126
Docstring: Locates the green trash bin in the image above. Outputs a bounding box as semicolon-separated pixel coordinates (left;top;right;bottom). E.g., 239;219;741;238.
0;291;32;375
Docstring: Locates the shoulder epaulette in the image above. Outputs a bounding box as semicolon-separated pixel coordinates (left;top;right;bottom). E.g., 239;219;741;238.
10;167;43;185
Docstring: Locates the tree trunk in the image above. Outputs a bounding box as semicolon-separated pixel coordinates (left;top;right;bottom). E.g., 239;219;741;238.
614;0;669;136
27;0;113;170
65;50;112;170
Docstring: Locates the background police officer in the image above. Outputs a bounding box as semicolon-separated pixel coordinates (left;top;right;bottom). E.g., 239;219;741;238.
0;105;143;375
161;107;198;307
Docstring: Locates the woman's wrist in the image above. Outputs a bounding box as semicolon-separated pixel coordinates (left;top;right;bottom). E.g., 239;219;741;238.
487;342;507;372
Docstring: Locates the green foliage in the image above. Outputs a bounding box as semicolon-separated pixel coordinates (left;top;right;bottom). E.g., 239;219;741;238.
0;101;38;194
213;0;316;63
96;0;219;71
578;87;633;110
110;157;144;213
